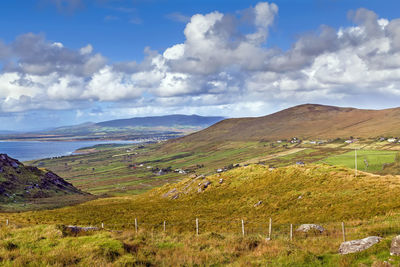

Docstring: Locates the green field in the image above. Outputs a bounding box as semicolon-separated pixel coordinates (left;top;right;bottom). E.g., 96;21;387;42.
321;150;398;173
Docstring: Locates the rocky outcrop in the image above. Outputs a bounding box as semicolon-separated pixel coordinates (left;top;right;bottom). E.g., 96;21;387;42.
296;224;325;233
0;154;87;202
338;236;382;255
0;154;22;169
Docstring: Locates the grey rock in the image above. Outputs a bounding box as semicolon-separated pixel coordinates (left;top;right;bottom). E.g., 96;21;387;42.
219;178;223;184
203;181;211;189
296;224;324;233
339;236;382;255
163;188;177;198
171;193;180;199
390;235;400;255
254;201;263;207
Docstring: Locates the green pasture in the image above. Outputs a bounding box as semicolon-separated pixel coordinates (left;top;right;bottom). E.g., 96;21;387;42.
321;150;398;172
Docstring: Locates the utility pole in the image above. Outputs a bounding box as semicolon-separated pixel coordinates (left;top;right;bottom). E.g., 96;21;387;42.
355;148;357;177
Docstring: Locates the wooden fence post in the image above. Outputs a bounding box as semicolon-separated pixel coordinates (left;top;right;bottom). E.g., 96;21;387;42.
135;218;138;234
196;218;199;236
101;222;104;229
268;218;272;240
342;222;346;242
242;219;245;237
163;221;166;232
290;224;293;241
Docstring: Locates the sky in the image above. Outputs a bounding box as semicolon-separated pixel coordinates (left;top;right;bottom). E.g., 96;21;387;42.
1;0;400;130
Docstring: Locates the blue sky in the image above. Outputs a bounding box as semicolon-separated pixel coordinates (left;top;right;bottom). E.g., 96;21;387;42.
1;0;400;130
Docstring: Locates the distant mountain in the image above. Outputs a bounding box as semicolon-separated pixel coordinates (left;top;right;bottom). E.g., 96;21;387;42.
0;154;87;203
173;104;400;142
96;115;225;128
0;115;225;141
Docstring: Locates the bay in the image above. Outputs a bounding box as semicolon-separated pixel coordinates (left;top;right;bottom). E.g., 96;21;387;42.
0;140;138;161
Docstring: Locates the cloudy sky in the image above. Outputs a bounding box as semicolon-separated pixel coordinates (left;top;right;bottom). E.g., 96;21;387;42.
1;0;400;130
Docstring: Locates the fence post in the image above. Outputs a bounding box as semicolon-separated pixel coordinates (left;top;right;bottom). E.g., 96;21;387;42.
163;221;166;232
342;222;346;242
135;218;138;234
268;218;272;240
6;219;8;226
101;222;104;229
290;224;293;241
242;219;245;237
196;218;199;236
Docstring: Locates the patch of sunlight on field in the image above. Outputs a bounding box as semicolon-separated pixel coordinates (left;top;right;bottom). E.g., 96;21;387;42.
320;150;398;172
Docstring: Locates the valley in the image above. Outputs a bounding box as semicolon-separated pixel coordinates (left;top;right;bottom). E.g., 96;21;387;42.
2;104;400;265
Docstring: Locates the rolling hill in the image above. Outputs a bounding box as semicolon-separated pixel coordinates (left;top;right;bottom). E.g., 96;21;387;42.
174;104;400;142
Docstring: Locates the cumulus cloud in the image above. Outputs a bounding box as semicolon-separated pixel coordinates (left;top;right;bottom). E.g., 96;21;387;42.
2;2;400;119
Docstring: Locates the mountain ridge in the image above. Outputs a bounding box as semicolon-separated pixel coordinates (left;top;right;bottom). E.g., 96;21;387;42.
172;104;400;142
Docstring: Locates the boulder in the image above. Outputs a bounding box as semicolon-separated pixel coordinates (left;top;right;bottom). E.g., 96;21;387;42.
390;235;400;255
296;224;324;233
338;236;382;255
59;225;99;236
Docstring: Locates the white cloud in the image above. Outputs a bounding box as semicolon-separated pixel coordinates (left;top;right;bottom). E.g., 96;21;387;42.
2;2;400;119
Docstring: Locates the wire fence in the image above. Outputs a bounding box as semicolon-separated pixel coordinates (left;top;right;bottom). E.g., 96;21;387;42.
3;216;400;243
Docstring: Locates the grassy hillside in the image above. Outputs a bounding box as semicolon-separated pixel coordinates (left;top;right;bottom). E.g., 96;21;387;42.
174;104;400;142
1;222;400;266
4;164;400;228
2;164;400;265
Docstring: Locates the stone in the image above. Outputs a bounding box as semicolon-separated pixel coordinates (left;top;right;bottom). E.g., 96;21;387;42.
171;193;180;199
203;181;211;189
254;201;263;207
338;236;382;255
296;224;324;233
60;225;99;236
219;178;223;184
163;188;177;198
390;235;400;255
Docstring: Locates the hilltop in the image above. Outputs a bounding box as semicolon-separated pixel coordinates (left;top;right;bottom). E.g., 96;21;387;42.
174;104;400;142
0;154;91;210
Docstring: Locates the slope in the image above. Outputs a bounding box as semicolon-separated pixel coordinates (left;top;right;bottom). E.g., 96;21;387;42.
0;154;90;210
174;104;400;142
5;164;400;229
